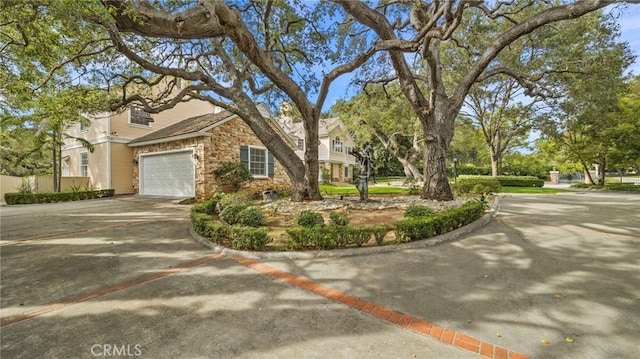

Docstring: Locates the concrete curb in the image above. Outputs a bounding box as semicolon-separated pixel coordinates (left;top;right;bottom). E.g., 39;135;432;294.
190;196;502;260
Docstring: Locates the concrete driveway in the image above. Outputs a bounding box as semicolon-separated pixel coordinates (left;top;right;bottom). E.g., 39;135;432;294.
1;192;638;358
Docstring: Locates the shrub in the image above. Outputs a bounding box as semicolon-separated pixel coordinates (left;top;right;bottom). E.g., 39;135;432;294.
230;226;272;250
213;162;253;191
296;210;324;227
191;199;217;214
4;189;115;205
204;221;229;244
371;224;392;245
218;192;252;209
394;201;485;242
284;227;312;250
345;226;373;247
456;176;502;194
220;204;249;225
404;205;435;218
236;206;267;227
191;212;213;235
329;211;350;226
494;176;544;187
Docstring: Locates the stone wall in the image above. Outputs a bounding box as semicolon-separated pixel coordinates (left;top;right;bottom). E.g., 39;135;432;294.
132;117;292;201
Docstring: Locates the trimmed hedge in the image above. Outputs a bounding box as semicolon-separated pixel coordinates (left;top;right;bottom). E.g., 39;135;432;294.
572;183;640;192
494;176;544;187
191;199;217;215
456;176;502;194
4;189;115;205
284;225;375;250
394;201;485;242
230;226;272;250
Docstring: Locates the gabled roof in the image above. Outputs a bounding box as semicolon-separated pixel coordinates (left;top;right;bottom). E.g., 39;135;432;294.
128;110;234;147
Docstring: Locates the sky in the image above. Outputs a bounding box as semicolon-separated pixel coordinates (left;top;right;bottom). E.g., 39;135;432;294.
321;4;640;112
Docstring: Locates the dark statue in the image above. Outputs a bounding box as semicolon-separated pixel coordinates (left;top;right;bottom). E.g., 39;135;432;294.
352;143;375;201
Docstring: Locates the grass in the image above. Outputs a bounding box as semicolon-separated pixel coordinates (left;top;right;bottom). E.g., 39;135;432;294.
320;183;410;195
499;187;573;194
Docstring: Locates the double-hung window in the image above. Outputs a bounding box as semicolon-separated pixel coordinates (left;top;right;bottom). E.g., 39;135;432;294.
129;105;153;126
80;152;89;177
249;147;267;177
332;136;343;153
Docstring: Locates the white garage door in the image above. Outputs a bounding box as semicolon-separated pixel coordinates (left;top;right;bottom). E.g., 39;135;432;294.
140;150;195;197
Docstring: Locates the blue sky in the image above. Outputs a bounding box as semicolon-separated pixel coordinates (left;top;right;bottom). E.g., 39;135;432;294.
321;4;640;112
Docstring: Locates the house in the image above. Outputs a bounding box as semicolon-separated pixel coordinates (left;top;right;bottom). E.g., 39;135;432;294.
278;103;357;183
62;101;293;200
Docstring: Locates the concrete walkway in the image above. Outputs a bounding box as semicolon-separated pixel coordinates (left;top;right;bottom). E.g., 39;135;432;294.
1;192;638;358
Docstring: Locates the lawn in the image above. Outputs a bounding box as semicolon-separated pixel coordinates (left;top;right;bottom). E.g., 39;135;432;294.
319;184;410;195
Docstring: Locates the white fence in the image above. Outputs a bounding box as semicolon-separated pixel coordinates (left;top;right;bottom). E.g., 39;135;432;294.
1;175;91;205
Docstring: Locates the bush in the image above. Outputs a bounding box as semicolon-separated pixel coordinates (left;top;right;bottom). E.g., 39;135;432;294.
4;189;115;205
345;226;373;247
394;201;485;242
404;205;435;218
371;224;392;245
494;176;544;187
236;206;266;227
220;204;249;225
191;199;217;214
329;211;350;226
213;162;253;191
218;192;252;209
191;212;213;235
456;176;502;194
296;210;324;227
204;221;229;244
230;226;272;250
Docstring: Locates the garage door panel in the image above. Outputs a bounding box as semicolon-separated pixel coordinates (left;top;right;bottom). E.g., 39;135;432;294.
140;151;195;197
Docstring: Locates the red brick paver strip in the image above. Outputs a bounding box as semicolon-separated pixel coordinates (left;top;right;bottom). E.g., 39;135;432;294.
232;256;531;359
0;254;223;328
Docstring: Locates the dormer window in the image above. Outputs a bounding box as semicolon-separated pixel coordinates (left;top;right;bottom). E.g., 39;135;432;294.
332;136;343;153
129;105;153;126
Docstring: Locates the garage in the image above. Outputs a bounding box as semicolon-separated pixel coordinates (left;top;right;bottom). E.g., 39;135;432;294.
139;150;195;197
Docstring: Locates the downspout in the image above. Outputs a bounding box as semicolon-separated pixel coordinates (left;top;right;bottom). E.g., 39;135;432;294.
106;113;112;190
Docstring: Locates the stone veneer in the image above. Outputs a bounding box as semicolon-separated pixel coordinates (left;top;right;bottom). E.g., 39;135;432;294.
132;117;292;201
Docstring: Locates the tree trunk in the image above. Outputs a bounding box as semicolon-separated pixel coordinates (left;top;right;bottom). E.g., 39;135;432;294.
582;161;596;184
421;127;453;201
490;147;500;177
52;145;59;192
299;121;322;201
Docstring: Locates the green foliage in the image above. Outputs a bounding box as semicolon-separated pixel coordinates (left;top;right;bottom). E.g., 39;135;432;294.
213;162;253;192
204;221;229;244
219;204;249;225
191;199;217;215
371;224;392;245
296;210;324;227
404;205;435;218
329;211;350;226
230;226;272;251
493;176;544;187
456;176;502;194
284;225;373;250
236;206;267;227
403;177;421;195
4;189;114;205
572;183;640;192
321;167;332;184
218;192;252;208
394;201;485;242
190;212;212;235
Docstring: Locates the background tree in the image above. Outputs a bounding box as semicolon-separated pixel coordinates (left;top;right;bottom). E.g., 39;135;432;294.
541;13;633;184
336;0;639;200
335;84;423;179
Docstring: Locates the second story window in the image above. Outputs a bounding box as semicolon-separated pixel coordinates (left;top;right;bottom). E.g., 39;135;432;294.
80;120;89;132
297;138;304;151
129;105;153;126
332;136;342;153
345;146;352;155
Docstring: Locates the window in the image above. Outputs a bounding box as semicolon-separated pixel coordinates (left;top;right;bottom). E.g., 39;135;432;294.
332;136;342;152
345;146;352;155
240;145;274;178
129;105;153;126
80;121;89;132
297;138;304;151
344;166;349;179
80;152;89;177
249;147;267;177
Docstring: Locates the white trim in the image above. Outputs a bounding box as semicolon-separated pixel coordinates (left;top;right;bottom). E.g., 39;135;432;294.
128;132;212;147
128;105;152;127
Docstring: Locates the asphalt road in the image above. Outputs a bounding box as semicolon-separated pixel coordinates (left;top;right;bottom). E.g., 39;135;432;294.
1;191;638;358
